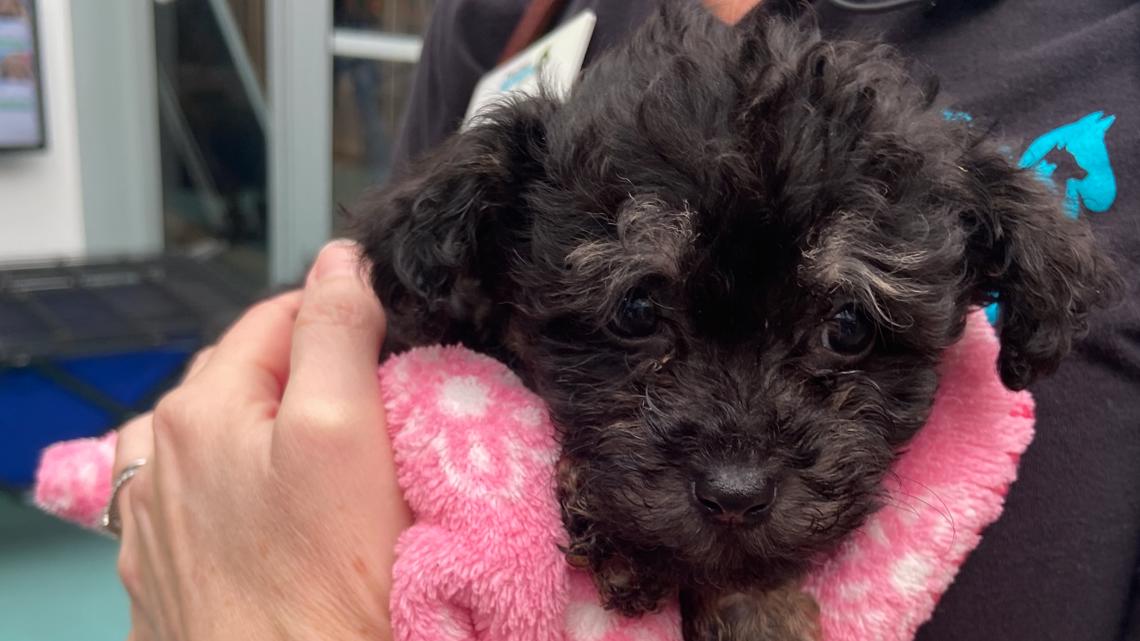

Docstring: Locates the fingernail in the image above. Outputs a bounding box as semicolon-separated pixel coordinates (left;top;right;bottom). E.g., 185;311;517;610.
307;239;361;285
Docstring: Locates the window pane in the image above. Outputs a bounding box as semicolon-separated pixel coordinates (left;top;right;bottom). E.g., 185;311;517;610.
155;0;269;287
332;58;417;221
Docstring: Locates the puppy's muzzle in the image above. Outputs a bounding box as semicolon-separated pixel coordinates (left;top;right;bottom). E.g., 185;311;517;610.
692;465;778;526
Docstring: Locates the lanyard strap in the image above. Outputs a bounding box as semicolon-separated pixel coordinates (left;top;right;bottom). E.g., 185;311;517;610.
498;0;571;64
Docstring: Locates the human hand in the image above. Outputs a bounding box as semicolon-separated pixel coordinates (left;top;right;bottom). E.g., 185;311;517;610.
113;241;411;641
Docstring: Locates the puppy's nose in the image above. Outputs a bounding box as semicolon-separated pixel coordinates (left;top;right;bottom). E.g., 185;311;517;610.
692;466;777;525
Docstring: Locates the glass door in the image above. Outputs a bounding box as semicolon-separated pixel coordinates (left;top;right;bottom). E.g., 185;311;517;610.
330;0;433;212
154;0;341;287
153;0;270;288
78;1;435;288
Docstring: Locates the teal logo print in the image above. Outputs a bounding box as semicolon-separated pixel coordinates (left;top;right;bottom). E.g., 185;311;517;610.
943;110;1119;324
1017;111;1118;219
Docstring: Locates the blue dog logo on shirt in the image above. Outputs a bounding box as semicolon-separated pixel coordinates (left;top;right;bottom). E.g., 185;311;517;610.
944;110;1119;324
1018;111;1118;219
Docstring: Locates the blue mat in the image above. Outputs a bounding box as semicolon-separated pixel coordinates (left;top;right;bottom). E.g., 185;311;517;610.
0;347;193;487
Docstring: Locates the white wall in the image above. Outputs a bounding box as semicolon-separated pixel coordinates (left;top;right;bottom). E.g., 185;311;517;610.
0;0;85;260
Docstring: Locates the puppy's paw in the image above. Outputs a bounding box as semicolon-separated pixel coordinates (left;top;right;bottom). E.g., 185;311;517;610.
564;537;672;616
682;583;821;641
591;555;673;616
558;456;674;616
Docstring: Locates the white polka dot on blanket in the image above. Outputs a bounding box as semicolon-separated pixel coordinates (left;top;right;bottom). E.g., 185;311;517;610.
76;462;99;487
566;600;617;641
438;376;490;418
889;552;935;597
836;579;872;602
512;404;545;429
863;518;889;546
389;357;411;384
467;440;492;472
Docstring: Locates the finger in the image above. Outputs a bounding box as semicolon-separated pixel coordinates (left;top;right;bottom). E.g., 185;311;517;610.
113;414;154;479
193;290;302;404
181;346;215;383
278;241;387;433
125;595;156;641
122;480;170;641
116;478;146;604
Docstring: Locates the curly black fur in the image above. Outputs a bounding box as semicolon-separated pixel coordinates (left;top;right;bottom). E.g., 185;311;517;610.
351;3;1119;639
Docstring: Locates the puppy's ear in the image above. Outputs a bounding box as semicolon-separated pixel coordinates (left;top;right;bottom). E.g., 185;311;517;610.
350;99;552;347
961;141;1121;390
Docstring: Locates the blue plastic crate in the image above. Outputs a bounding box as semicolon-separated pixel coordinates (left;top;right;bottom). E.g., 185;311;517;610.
0;256;255;488
0;348;195;486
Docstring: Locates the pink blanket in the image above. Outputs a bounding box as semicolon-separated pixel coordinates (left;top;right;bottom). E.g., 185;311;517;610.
36;311;1034;641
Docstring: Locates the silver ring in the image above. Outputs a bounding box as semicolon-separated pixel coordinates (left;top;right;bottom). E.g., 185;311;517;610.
101;458;148;538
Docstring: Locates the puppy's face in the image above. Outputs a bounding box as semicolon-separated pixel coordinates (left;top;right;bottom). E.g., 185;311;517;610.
355;8;1117;592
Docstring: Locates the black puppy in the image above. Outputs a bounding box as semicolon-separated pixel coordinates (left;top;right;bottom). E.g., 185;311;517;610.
352;4;1118;640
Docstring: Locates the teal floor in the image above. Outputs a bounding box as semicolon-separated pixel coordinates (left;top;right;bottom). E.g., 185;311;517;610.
0;492;129;641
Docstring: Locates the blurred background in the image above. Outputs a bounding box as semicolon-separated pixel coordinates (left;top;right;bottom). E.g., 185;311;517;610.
0;1;435;639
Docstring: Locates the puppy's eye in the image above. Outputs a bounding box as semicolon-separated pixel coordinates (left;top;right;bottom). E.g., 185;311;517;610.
612;289;659;338
822;304;874;356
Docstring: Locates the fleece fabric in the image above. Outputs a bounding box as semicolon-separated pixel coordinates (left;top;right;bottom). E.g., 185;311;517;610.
36;312;1034;641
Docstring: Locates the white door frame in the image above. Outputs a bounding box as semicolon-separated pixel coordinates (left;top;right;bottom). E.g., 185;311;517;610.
267;0;333;285
268;8;426;285
70;1;426;285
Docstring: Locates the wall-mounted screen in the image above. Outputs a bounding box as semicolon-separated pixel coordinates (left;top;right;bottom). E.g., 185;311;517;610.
0;0;44;150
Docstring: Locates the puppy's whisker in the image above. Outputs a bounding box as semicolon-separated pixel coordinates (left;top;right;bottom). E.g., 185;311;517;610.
886;471;958;555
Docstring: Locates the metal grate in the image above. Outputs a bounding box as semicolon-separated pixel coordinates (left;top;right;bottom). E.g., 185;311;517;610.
0;255;257;366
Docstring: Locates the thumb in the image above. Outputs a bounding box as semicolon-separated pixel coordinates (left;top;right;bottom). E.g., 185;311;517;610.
280;240;387;429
